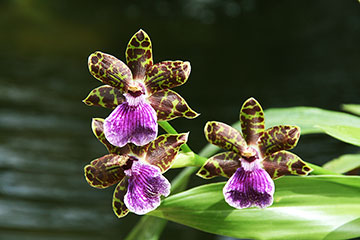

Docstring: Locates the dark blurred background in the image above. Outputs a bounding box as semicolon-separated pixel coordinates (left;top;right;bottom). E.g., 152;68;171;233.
1;0;359;239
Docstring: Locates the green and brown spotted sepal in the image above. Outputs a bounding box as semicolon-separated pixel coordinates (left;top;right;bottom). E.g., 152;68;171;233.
204;121;251;156
149;89;199;121
144;132;189;172
145;61;191;94
112;178;130;218
259;126;301;157
88;51;132;92
84;154;126;189
197;151;241;179
240;97;265;146
262;150;312;179
126;29;153;80
83;85;125;109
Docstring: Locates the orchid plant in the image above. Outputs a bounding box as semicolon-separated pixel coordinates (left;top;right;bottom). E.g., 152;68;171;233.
83;29;360;240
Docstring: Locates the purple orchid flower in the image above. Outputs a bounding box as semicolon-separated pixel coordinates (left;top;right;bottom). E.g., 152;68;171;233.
84;118;188;217
83;29;198;147
197;97;312;209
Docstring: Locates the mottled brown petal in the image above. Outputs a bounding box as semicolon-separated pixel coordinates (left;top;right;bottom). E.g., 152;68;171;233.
148;89;199;121
112;178;130;218
145;61;191;94
126;29;153;80
145;133;189;172
91;118;131;155
240;97;265;146
204;121;249;155
262;150;312;179
196;151;241;179
259;125;300;157
88;51;132;91
128;144;148;159
84;154;126;189
83;85;125;110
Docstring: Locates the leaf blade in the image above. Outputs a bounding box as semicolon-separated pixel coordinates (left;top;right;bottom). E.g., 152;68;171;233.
263;107;360;134
316;125;360;146
150;176;360;240
323;153;360;174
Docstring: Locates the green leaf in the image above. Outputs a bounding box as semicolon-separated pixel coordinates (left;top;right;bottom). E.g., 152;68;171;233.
149;176;360;240
262;107;360;134
323;153;360;174
124;215;167;240
316;125;360;146
342;104;360;116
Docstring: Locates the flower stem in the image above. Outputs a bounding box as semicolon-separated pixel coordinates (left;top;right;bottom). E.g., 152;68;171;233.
307;163;341;175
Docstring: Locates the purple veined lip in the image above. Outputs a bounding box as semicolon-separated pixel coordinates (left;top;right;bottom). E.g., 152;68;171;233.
223;165;274;209
124;160;170;215
103;92;158;147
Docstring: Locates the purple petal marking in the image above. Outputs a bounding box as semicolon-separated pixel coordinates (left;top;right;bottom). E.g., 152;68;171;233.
104;95;158;147
124;161;170;215
223;167;274;209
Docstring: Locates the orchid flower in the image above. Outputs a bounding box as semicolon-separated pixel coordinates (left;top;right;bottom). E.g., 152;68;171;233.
83;29;198;147
197;97;312;209
84;118;188;217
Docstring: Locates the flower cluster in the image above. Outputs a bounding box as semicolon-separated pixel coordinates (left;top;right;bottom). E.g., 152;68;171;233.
83;29;197;217
83;30;312;218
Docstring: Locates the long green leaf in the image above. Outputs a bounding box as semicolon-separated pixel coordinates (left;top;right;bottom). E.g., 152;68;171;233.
150;176;360;240
323;153;360;174
263;107;360;134
316;125;360;146
342;104;360;116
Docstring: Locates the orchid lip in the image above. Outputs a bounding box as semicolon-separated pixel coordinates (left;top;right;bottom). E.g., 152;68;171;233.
124;161;171;215
103;96;158;147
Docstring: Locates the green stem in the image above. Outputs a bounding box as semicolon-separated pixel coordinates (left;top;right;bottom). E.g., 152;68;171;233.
158;121;192;153
307;163;341;175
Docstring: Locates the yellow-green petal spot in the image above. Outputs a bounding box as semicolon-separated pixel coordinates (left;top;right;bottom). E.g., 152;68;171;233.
84;154;126;189
149;89;199;121
145;133;189;172
259;125;301;157
112;178;130;218
240;97;265;146
262;150;312;179
145;61;191;94
83;85;125;109
126;29;153;80
197;151;241;179
204;121;249;155
88;51;132;91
